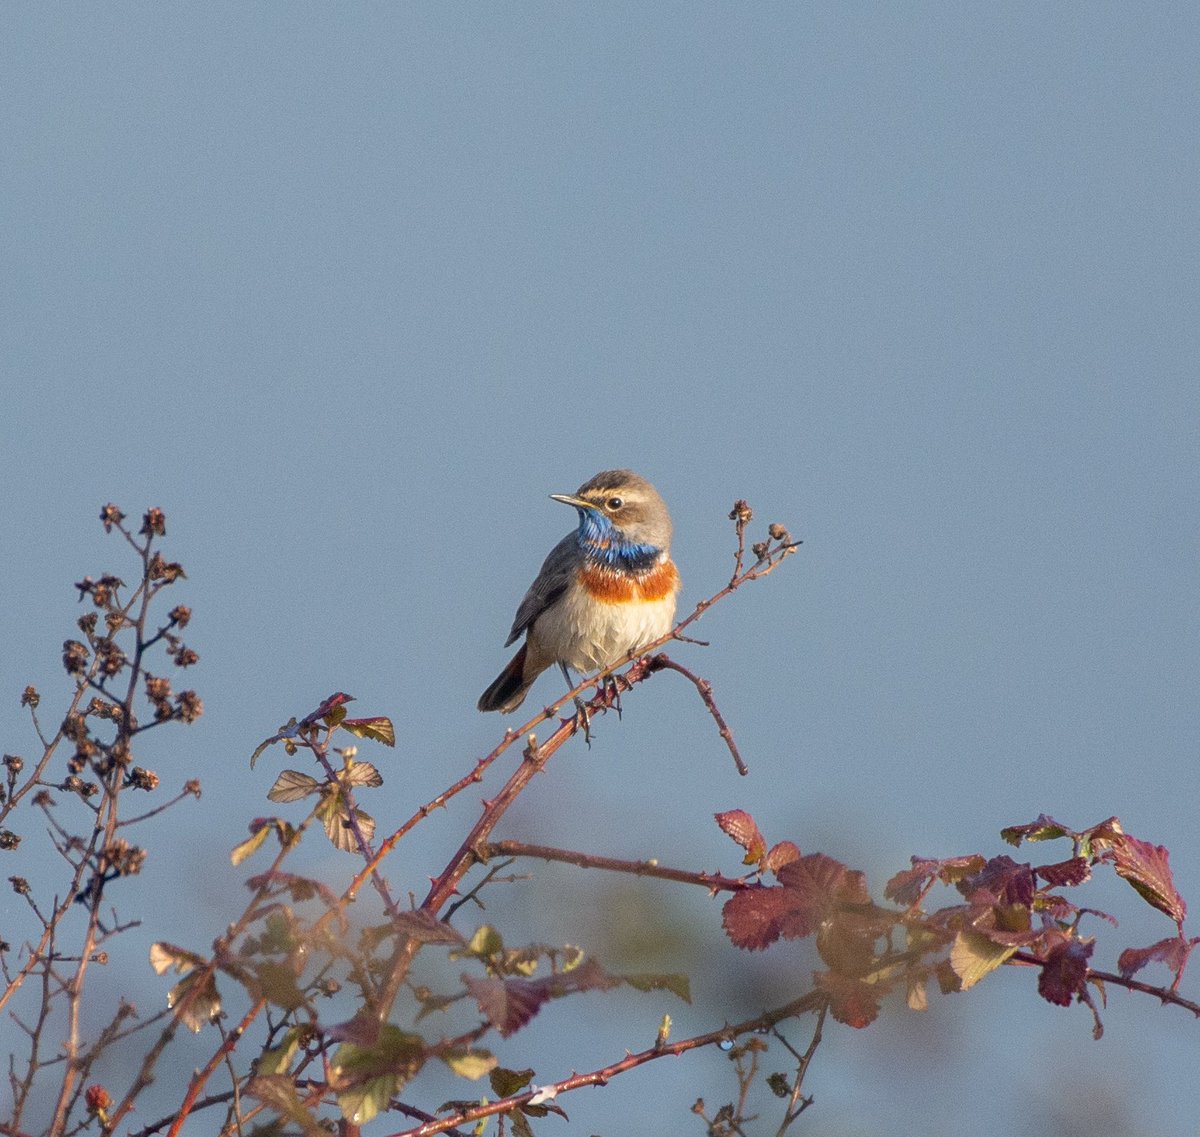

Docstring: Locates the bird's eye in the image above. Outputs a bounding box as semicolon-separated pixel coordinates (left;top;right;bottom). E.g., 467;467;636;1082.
606;496;623;510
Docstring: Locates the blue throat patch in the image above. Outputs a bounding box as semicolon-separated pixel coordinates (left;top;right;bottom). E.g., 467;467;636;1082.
574;508;661;573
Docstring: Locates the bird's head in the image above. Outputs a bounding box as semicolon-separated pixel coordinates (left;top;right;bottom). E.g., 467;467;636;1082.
551;469;673;556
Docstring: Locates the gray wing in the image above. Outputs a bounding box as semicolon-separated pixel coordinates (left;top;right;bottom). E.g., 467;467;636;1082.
505;532;577;646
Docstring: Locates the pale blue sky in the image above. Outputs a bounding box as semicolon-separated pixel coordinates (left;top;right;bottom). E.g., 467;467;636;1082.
2;6;1198;1135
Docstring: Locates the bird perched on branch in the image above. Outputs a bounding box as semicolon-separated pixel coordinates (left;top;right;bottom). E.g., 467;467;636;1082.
478;469;681;715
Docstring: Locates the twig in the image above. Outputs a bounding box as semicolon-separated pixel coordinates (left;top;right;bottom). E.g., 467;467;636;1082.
388;992;827;1137
650;657;747;775
772;1003;828;1136
166;997;268;1137
479;840;749;893
1008;952;1200;1018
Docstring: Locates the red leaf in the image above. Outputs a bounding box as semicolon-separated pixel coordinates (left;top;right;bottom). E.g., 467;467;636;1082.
721;886;796;951
1035;857;1091;888
391;911;466;947
1000;814;1072;847
302;692;355;726
715;810;766;863
775;854;863;939
1117;936;1198;981
957;856;1035;909
1104;834;1187;925
815;971;880;1029
885;862;937;908
885;854;986;907
463;976;549;1038
764;841;802;876
1037;935;1093;1007
463;959;633;1038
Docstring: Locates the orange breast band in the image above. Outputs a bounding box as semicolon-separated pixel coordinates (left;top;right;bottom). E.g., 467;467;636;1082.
578;560;680;603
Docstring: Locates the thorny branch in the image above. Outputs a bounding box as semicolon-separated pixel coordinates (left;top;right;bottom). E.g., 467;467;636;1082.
389;994;829;1137
13;496;1197;1137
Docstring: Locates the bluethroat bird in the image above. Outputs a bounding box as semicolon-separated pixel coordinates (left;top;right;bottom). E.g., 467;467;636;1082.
478;469;681;715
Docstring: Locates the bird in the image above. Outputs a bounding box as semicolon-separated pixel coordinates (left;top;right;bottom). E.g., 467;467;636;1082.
478;469;681;715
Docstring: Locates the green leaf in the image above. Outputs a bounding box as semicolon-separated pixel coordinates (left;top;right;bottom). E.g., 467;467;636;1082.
510;1111;537;1137
622;972;692;1003
231;824;272;866
342;717;396;747
245;1074;326;1137
330;1025;424;1125
342;761;383;788
168;970;222;1032
949;929;1017;989
443;1049;498;1080
250;717;300;769
320;802;375;852
268;770;321;804
254;961;307;1012
489;1067;535;1098
257;1028;303;1076
149;941;205;976
458;924;504;960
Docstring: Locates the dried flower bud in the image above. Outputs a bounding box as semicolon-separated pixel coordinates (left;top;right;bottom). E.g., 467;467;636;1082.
175;690;204;723
102;839;146;877
148;552;186;583
87;698;120;720
768;522;790;541
751;541;769;560
105;612;127;635
729;500;753;524
21;686;39;708
141;508;167;537
128;767;160;792
95;639;126;677
0;829;21;850
174;646;199;668
766;1072;791;1098
184;779;202;798
62;713;88;742
78;612;98;635
3;755;23;776
62;640;90;676
9;875;30;894
169;605;192;628
99;504;125;532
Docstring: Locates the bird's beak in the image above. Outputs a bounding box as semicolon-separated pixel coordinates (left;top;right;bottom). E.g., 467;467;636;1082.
549;493;591;510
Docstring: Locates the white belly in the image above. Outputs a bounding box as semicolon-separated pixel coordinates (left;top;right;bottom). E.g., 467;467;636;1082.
531;585;678;672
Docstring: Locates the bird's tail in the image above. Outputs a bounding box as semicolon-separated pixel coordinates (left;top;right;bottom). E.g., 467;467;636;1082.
477;643;535;713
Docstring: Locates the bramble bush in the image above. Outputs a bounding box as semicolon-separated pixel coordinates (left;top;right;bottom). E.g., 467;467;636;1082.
1;503;1196;1137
